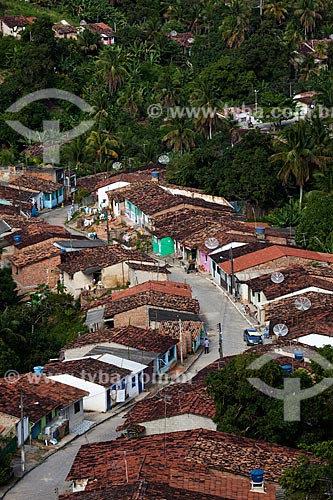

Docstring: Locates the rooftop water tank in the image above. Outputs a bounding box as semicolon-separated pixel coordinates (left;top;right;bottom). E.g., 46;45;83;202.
281;364;292;374
151;171;160;181
33;366;44;375
294;351;304;361
250;469;264;484
255;226;266;235
13;234;22;243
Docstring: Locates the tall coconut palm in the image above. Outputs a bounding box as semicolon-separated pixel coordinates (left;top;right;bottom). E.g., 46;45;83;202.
162;118;196;154
264;1;288;23
219;0;250;48
294;0;322;39
190;79;222;139
97;46;129;94
86;131;119;171
270;120;326;205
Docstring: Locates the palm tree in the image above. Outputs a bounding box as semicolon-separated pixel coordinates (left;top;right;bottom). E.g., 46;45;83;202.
97;46;129;94
264;1;288;23
190;79;222;139
162;118;196;154
86;131;119;171
270;120;327;205
77;29;100;55
294;0;322;39
116;86;144;118
153;66;182;108
219;0;250;48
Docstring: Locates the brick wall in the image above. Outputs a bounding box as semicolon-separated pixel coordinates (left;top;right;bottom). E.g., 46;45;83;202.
114;305;148;328
13;255;61;290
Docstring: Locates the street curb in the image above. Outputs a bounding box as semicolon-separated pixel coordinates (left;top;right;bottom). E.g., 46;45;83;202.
0;398;139;499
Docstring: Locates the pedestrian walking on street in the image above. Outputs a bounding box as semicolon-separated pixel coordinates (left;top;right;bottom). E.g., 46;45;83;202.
204;337;210;354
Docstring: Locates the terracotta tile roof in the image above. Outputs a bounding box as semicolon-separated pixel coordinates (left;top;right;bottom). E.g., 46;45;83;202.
109;182;234;218
76;167;165;193
9;175;63;193
52;22;78;35
126;262;170;273
62;326;177;354
265;291;333;339
297;38;333;60
246;266;333;300
169;31;195;48
58;245;155;274
0;15;29;28
179;222;257;252
66;429;309;492
87;22;114;36
9;239;61;267
0;184;38;202
220;245;333;274
110;281;192;300
0;374;87;423
86;290;200;316
211;242;272;263
151;208;232;240
59;482;225;500
109;181;183;215
82;281;199;316
159;320;204;341
44;358;130;387
121;381;215;427
5;223;75;249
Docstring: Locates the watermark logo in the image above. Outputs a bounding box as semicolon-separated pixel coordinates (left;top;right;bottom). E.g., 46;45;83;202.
4;369;20;383
6;89;95;164
247;350;333;421
147;103;217;120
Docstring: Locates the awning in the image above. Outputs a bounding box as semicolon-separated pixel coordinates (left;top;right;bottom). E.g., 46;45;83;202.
85;307;105;325
83;265;102;275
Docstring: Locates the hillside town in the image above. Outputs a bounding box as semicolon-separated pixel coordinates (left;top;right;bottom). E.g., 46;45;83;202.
2;0;333;497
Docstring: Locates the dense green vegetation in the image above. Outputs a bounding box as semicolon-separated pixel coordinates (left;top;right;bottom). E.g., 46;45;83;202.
0;0;333;219
207;348;333;498
0;272;86;375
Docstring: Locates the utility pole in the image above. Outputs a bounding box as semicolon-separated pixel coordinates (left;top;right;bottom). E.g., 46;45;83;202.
179;318;183;365
218;323;223;358
229;246;235;296
105;208;110;245
20;391;25;473
254;89;258;113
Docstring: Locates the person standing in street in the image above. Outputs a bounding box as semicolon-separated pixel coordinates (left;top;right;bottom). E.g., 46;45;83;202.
204;337;210;354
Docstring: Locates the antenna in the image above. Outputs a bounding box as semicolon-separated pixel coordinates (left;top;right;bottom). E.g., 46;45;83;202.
158;154;169;165
271;272;285;284
273;323;289;337
294;297;312;311
204;237;219;250
112;162;122;171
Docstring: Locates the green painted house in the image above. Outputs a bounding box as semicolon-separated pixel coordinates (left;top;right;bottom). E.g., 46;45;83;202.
152;235;175;256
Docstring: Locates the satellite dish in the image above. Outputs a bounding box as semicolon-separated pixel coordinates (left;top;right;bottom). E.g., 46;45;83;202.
205;237;219;250
271;272;284;284
112;162;122;171
294;297;312;311
170;30;178;36
273;323;289;337
158;154;169;165
187;38;195;43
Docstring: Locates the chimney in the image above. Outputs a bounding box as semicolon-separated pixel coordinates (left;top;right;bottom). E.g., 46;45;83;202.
250;469;265;492
151;171;160;183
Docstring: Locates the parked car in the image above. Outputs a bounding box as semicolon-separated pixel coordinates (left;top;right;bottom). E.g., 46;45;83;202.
243;329;263;346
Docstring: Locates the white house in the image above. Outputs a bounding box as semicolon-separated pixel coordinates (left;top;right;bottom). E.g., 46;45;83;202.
44;355;147;412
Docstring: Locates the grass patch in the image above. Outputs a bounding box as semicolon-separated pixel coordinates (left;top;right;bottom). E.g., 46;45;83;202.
1;0;78;25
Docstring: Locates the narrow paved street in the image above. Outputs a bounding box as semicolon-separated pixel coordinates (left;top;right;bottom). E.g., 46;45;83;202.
3;413;125;500
167;264;249;373
3;208;254;500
